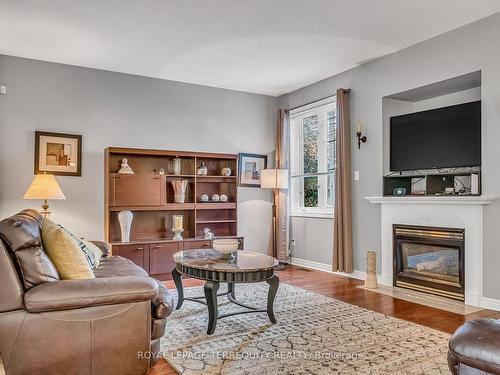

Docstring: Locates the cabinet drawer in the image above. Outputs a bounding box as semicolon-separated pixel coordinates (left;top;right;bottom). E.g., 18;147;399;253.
183;240;212;250
149;242;181;276
110;174;165;206
112;244;150;273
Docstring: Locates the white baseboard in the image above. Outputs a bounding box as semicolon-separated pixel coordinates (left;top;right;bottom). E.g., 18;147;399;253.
290;257;385;284
290;257;500;312
480;296;500;311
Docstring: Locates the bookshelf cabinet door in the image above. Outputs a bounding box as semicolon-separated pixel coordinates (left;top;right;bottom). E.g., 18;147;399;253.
112;244;150;273
183;240;211;250
111;174;165;206
149;242;181;276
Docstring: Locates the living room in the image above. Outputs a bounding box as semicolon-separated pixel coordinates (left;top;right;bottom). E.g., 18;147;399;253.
1;2;500;374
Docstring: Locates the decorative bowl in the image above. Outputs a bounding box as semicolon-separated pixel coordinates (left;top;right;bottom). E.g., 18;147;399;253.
212;239;239;259
211;194;220;202
220;194;228;202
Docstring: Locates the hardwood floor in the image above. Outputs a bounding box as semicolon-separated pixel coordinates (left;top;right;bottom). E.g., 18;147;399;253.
149;265;500;375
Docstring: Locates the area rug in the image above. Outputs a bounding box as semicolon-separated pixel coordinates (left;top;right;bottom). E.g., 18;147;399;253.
160;283;451;374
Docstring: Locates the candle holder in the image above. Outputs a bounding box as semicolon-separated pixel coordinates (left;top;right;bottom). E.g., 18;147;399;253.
355;121;367;149
356;131;367;149
172;228;184;241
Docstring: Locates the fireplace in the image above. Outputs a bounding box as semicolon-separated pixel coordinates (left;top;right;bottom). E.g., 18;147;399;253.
393;224;465;301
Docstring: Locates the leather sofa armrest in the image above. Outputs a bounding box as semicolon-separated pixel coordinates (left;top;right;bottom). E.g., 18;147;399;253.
24;276;159;312
90;240;111;257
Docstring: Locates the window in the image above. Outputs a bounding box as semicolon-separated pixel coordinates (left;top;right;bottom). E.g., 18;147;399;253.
290;97;336;218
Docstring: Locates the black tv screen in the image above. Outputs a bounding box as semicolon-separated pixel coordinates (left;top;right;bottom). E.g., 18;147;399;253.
390;101;481;171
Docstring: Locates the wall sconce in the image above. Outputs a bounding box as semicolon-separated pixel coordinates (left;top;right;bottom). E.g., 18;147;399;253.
355;121;367;149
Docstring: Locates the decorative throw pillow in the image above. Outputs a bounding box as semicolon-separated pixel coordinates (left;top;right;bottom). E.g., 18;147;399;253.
81;240;102;269
41;219;95;280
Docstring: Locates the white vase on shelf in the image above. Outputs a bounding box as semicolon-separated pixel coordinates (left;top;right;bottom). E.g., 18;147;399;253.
118;210;133;243
171;180;188;203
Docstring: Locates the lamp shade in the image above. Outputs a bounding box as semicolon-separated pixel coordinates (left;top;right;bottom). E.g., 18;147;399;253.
23;174;66;200
260;169;289;189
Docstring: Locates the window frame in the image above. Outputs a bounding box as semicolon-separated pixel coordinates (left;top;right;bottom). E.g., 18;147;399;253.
289;96;336;219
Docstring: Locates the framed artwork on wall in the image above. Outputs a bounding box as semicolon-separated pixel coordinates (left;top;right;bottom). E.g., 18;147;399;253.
238;153;267;187
34;131;82;176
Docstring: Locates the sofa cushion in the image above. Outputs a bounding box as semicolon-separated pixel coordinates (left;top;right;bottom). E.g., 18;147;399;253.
42;219;94;280
81;239;103;268
0;209;60;289
94;256;149;278
0;209;43;250
24;276;159;312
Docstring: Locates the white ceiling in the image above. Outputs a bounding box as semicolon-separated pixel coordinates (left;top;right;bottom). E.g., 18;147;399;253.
2;1;500;97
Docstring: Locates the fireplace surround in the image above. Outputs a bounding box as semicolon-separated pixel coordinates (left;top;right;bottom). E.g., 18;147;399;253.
393;224;465;301
365;195;495;308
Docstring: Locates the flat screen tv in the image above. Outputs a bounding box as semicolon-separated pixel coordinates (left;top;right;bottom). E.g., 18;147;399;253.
390;101;481;171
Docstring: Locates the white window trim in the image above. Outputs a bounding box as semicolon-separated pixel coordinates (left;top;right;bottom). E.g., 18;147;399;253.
289;96;336;218
290;210;333;219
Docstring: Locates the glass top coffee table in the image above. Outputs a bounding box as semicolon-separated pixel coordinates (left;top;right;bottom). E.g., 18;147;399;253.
172;249;279;335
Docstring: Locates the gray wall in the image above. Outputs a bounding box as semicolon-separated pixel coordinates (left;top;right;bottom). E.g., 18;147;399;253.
0;55;277;253
279;13;500;299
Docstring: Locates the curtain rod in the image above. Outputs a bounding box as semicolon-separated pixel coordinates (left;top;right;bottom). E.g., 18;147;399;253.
284;89;350;112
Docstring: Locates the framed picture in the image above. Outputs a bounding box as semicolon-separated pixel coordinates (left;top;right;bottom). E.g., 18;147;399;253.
34;131;82;176
238;153;267;187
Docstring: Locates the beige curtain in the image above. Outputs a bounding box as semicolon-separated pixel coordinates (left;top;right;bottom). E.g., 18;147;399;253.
274;109;289;261
333;88;353;272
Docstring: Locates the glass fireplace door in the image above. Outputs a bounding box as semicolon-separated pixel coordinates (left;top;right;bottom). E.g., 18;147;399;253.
400;243;460;287
394;225;464;300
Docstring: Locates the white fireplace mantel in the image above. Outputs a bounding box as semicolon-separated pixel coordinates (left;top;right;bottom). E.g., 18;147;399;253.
365;195;496;205
365;195;496;308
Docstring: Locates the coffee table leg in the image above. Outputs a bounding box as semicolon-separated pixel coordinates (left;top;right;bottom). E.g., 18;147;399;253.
228;282;236;299
266;275;279;323
204;281;220;335
172;268;184;310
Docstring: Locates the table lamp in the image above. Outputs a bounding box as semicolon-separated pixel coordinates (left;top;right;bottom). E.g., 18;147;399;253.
23;173;66;218
260;169;288;259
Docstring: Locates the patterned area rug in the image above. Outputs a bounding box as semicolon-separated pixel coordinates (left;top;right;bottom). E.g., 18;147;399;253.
160;283;451;374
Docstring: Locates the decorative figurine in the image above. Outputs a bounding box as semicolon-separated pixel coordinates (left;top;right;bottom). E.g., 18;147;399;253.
204;228;215;240
197;161;208;176
173;157;182;175
211;194;220;202
220;194;228;202
118;158;134;174
118;210;133;242
221;167;231;176
158;168;165;175
200;194;209;202
171;180;188;203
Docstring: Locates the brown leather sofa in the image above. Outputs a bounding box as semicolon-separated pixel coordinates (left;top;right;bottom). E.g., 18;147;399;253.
448;318;500;374
0;209;174;375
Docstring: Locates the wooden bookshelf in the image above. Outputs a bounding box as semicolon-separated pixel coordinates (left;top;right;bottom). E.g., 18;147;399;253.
104;147;243;280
